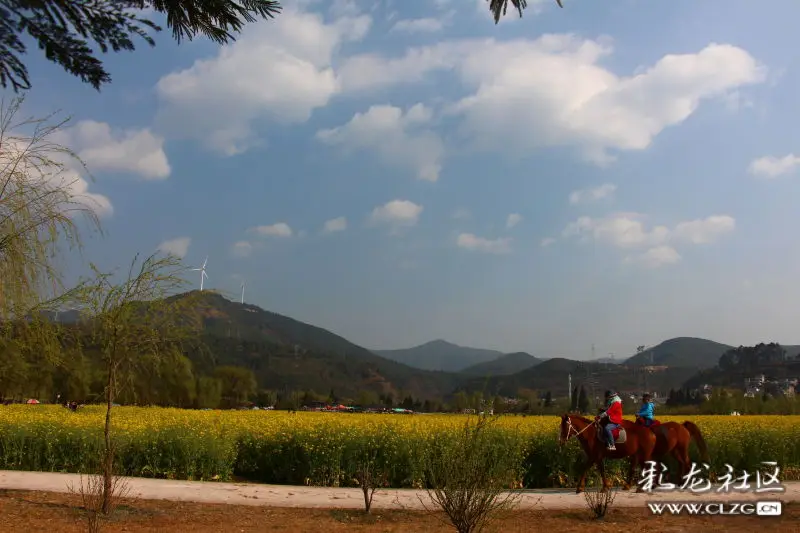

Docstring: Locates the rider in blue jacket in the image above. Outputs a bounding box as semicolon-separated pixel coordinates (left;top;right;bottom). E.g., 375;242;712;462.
636;393;655;427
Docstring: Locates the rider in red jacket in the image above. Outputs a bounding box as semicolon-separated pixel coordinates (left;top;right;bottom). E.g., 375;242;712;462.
596;390;623;450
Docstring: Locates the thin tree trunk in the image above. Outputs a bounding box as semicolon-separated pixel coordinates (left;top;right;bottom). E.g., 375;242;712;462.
102;365;114;514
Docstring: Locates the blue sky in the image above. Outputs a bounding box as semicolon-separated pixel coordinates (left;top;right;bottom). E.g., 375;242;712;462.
12;0;800;359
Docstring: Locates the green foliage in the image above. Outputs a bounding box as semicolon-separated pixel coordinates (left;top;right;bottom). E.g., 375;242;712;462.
719;343;788;371
0;96;100;317
58;251;209;513
1;409;800;488
486;0;564;24
213;366;257;408
196;377;223;409
0;96;102;407
68;253;206;404
419;413;525;533
342;435;392;513
577;386;589;414
0;0;282;92
583;474;616;519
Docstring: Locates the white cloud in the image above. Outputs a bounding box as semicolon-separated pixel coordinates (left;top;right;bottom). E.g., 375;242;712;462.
626;245;681;268
58;120;170;180
562;213;670;249
452;208;471;220
748;154;800;179
316;104;443;181
339;38;765;163
369;200;423;230
569;183;617;205
54;169;114;218
540;237;556;247
250;222;293;237
329;0;361;17
157;237;191;258
231;241;253;257
452;40;765;163
671;215;736;244
562;213;735;264
457;233;512;254
392;17;445;33
1;137;113;218
154;7;371;155
323;216;347;233
506;213;522;228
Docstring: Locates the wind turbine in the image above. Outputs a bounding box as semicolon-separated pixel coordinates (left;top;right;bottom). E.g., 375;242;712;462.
240;281;245;304
192;256;209;291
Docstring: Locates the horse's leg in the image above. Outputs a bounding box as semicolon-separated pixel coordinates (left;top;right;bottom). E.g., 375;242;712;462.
598;459;611;492
624;455;637;490
675;438;692;486
668;448;682;485
635;443;654;494
575;457;593;494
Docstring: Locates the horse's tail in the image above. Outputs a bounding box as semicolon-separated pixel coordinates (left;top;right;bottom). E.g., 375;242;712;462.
683;421;710;463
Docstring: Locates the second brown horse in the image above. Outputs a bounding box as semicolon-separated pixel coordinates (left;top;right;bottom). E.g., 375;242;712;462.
637;419;711;483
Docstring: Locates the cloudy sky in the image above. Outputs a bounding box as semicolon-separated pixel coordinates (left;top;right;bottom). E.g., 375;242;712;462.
15;0;800;359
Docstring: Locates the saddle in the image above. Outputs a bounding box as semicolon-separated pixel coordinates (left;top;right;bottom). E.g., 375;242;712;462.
635;416;661;427
596;424;627;444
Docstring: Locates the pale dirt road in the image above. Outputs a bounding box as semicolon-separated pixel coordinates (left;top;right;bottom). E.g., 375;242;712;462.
0;471;797;510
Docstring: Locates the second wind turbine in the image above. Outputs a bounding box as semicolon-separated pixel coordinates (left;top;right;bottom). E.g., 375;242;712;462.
192;256;209;291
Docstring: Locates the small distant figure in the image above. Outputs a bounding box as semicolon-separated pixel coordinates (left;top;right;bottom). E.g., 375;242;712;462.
635;393;656;427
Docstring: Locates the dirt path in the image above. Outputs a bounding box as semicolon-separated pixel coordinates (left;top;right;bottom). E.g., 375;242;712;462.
2;490;798;533
1;471;797;510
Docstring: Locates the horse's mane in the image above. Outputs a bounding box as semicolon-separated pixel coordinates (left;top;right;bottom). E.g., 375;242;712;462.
563;413;592;423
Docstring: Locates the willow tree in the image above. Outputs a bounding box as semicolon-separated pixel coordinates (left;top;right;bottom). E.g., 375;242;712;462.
1;0;282;92
71;252;206;514
0;96;102;399
487;0;564;23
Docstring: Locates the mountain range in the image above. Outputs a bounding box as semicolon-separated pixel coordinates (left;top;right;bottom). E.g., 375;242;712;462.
39;291;800;403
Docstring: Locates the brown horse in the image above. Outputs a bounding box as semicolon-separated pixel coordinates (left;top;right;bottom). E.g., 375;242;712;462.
558;413;656;493
638;420;710;483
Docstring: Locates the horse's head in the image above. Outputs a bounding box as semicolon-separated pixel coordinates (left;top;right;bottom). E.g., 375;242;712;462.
558;413;593;447
558;413;574;446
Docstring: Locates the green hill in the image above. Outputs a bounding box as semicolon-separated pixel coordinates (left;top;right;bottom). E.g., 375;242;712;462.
623;337;733;369
32;296;800;407
460;352;540;377
461;357;698;398
19;292;461;405
373;340;504;372
682;342;800;391
176;292;461;400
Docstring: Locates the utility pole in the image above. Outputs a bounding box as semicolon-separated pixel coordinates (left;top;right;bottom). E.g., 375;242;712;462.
568;373;572;406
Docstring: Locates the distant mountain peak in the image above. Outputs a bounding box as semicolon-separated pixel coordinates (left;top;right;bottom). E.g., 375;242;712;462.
422;339;457;347
373;340;504;373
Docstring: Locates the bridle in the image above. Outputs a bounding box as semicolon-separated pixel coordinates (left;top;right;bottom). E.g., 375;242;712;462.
559;415;597;446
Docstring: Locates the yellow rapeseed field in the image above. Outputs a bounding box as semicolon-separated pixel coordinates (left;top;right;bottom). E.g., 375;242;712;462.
1;405;798;488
